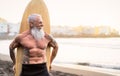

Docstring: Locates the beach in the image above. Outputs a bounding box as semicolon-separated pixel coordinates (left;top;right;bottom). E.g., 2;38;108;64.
0;38;120;76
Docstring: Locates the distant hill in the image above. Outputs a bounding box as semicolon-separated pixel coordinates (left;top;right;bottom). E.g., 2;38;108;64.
0;17;7;23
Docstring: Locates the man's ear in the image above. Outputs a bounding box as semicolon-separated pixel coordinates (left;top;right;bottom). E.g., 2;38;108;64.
29;22;34;28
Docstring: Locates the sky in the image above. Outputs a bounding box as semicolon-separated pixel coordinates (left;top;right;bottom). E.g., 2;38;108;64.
0;0;120;31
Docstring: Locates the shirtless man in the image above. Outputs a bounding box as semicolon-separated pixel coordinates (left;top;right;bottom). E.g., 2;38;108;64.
9;14;58;76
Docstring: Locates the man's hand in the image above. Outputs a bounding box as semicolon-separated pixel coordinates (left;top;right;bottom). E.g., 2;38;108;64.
12;65;16;73
49;65;52;70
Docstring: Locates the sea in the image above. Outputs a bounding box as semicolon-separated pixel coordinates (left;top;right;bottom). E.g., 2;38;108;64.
0;38;120;70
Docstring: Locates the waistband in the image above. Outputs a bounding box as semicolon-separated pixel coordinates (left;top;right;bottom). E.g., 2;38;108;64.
22;63;47;69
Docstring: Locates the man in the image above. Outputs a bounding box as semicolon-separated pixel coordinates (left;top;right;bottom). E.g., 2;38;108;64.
9;14;58;76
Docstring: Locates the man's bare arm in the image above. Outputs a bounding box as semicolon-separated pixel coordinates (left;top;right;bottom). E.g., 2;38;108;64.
9;36;20;65
47;35;58;64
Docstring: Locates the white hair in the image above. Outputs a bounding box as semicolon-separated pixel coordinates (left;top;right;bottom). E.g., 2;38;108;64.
28;14;42;23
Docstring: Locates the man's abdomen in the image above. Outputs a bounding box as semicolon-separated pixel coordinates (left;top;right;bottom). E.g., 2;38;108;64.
23;48;47;64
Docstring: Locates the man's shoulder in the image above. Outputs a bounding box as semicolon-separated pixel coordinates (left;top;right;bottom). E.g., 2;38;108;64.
45;33;53;41
16;31;29;40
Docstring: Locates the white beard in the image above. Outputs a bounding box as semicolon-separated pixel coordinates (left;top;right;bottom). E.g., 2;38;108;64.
31;27;45;40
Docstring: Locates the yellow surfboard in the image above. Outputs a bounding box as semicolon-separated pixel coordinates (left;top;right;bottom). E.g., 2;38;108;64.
15;0;51;76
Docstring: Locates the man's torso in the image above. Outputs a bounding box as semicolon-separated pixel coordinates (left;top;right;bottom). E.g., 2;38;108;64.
18;32;50;64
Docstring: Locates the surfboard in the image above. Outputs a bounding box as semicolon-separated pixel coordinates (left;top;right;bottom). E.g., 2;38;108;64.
15;0;51;76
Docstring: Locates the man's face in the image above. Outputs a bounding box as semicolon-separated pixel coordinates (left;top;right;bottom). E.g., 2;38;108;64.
30;16;44;30
34;16;43;29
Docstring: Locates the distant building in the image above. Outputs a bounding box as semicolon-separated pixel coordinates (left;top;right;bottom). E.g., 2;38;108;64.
0;22;20;36
8;23;20;36
98;26;111;35
82;26;95;35
51;26;77;37
0;23;8;33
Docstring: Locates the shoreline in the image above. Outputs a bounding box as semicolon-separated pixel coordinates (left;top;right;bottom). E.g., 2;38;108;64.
52;63;120;76
54;61;120;71
77;62;120;70
0;53;120;76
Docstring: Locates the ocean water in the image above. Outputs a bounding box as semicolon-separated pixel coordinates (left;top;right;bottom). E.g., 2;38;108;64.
54;38;120;70
0;38;120;70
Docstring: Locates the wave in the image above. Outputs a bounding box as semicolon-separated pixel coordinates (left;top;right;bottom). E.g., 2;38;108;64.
54;61;120;70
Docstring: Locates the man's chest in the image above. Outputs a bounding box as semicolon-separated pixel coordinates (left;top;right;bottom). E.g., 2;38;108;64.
20;37;49;49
